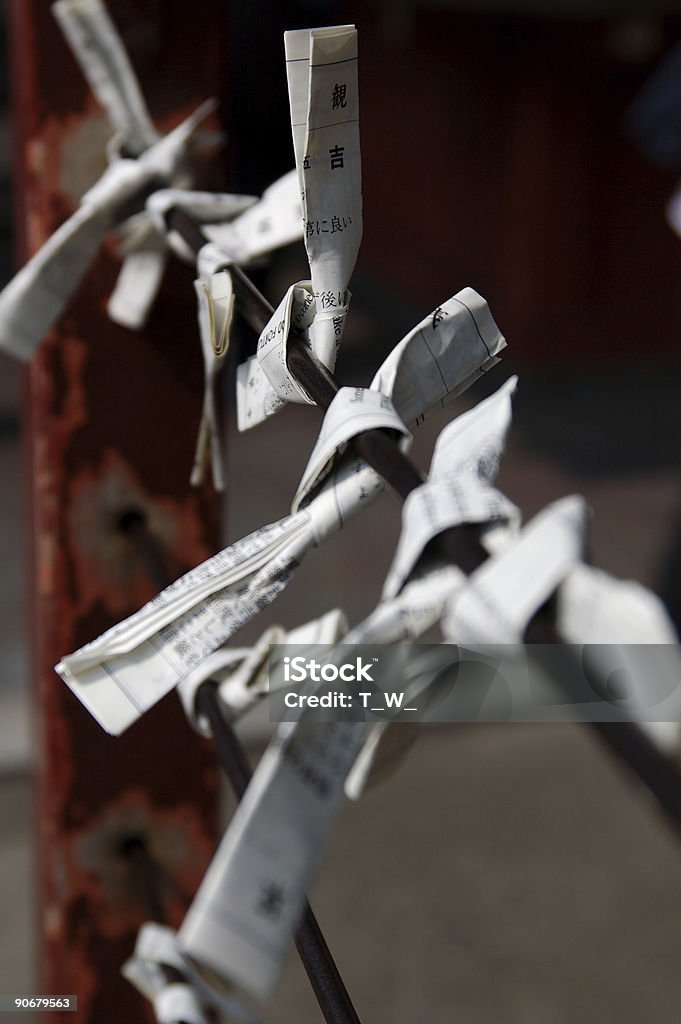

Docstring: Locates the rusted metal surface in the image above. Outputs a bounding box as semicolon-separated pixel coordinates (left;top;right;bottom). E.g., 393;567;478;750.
9;2;226;1019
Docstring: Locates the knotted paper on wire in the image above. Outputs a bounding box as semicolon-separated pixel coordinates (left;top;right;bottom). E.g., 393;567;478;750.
122;922;259;1024
177;608;347;736
0;0;216;359
53;0;159;157
56;290;503;734
189;271;234;490
177;380;519;999
236;25;362;429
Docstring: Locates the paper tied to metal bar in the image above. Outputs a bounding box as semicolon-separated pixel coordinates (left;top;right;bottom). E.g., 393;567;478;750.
178;587;466;998
54;0;232;334
55;290;502;734
372;290;506;425
145;191;259;265
241;280;503;459
177;609;347;735
236;24;362;430
444;498;681;730
56;512;314;735
109;189;256;330
290;289;506;543
0;1;216;359
340;566;462;801
130;165;303;268
443;495;588;644
53;0;159;157
344;378;521;799
176;382;519;997
292;386;411;514
115;168;302;326
189;269;234;490
559;563;681;751
141;179;303;486
289;287;507;538
382;376;520;599
179;712;370;999
183;618;484;998
122;922;260;1024
198;169;304;269
237;282;320;429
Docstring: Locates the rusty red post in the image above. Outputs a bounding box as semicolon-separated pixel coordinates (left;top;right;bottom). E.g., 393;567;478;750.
8;3;226;1020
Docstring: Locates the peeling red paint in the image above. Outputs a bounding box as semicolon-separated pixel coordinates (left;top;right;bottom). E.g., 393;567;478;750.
10;3;227;1020
67;449;193;618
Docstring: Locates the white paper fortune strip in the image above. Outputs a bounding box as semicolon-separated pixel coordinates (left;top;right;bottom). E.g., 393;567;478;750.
199;169;304;268
179;714;369;999
0;0;220;358
114;170;304;330
559;562;681;751
443;498;681;739
189;271;234;491
345;377;520;798
0;88;215;359
237;278;505;434
176;381;520;998
236;24;363;430
442;495;588;645
382;376;519;599
53;0;159;156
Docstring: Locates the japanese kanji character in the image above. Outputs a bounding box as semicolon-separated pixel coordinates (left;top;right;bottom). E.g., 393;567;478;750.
332;83;347;110
329;144;345;170
431;306;447;329
256;883;285;919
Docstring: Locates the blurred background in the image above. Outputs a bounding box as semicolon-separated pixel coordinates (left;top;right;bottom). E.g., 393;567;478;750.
2;0;681;1021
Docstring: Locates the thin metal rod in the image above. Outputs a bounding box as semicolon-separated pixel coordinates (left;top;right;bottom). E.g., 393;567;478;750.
167;208;681;838
195;683;362;1024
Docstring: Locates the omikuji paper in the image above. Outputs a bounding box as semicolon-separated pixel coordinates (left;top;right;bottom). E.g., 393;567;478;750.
236;25;363;429
0;100;215;359
56;290;505;734
177;381;521;999
53;0;159;156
